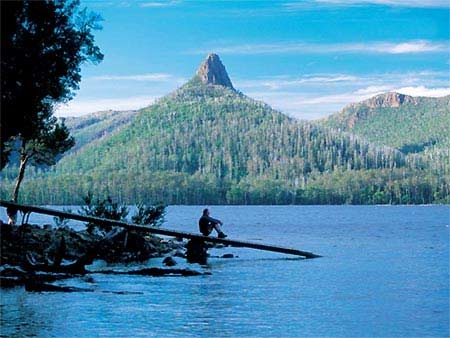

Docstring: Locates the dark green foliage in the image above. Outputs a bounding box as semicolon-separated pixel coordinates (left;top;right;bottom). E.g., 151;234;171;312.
131;203;166;227
28;122;76;167
64;110;136;153
320;93;450;204
81;193;128;220
80;193;128;233
399;139;437;155
0;0;103;201
78;193;166;232
1;81;448;205
50;78;406;179
1;0;103;166
321;95;450;151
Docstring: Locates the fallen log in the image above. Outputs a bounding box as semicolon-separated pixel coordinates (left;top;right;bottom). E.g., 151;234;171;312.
1;201;322;258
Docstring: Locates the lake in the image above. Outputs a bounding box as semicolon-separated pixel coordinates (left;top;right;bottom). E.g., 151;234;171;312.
1;205;449;337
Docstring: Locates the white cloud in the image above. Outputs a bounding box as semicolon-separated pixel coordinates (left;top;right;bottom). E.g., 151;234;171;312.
238;74;359;89
140;1;180;8
90;73;173;81
55;96;159;117
245;90;359;117
285;0;449;8
395;86;450;97
354;85;394;95
246;85;450;120
193;40;447;55
385;41;446;54
56;70;449;120
242;72;450;120
85;0;180;8
236;71;449;92
300;93;369;105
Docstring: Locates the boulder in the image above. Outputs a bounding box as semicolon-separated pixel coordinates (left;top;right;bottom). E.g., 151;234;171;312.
162;256;177;267
186;238;208;265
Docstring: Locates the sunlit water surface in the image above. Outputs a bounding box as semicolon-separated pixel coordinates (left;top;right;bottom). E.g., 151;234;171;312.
1;205;449;337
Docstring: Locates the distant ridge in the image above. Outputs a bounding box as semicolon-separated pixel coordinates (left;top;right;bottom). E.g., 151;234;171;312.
321;92;450;151
196;53;234;89
352;92;417;109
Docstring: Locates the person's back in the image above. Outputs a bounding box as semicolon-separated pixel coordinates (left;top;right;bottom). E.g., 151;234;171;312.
198;214;211;236
198;208;227;238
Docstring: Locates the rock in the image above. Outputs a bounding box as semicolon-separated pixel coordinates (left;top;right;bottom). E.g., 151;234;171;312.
103;227;126;241
125;267;207;277
97;267;209;277
1;224;176;267
1;276;24;288
173;250;186;258
23;253;89;275
0;222;13;236
196;53;234;89
186;238;208;265
0;264;81;289
162;256;177;267
221;253;234;259
0;266;28;287
88;226;108;237
359;92;417;109
171;241;186;251
81;275;95;283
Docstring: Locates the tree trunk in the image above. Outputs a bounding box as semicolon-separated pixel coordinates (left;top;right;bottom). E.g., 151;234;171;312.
12;143;30;203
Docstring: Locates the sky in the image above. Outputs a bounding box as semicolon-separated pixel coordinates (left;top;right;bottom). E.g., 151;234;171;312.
55;0;450;120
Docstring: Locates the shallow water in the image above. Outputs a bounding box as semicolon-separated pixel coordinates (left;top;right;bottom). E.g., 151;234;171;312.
1;205;449;337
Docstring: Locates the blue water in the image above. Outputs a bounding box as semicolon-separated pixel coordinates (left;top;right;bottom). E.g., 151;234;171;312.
1;205;449;337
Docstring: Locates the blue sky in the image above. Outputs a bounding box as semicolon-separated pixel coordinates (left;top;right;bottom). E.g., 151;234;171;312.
56;0;450;120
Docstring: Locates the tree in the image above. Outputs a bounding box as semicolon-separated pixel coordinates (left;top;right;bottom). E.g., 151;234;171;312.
0;0;103;202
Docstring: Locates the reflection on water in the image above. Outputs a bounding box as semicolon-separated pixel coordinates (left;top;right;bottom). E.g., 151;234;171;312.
1;205;449;337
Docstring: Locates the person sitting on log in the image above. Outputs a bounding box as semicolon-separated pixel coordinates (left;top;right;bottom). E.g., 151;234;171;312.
199;208;227;239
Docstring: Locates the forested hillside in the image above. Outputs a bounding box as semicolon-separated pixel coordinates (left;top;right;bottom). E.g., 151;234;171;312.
0;109;136;182
321;92;450;151
64;110;137;153
1;56;448;205
320;92;450;200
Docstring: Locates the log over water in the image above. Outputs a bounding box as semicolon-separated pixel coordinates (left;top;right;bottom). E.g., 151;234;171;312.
0;201;321;259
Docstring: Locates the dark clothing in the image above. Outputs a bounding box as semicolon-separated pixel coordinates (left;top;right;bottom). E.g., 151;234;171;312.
199;215;222;236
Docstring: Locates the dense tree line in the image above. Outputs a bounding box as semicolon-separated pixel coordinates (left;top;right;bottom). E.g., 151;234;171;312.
1;167;448;205
1;78;448;205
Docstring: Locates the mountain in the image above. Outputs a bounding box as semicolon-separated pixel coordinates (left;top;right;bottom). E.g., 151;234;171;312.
0;109;137;182
321;92;450;154
196;53;234;89
1;55;448;205
64;109;137;153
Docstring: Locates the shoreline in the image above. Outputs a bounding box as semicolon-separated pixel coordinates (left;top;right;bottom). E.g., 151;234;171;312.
0;221;193;288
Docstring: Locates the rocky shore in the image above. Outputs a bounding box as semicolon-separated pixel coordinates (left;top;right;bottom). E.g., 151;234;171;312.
0;222;211;290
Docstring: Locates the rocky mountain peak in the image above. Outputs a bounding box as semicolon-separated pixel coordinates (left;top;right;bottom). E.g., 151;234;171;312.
196;53;234;89
362;92;417;109
340;92;419;129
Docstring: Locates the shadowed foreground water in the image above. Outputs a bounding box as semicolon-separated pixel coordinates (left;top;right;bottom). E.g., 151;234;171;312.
1;205;449;337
